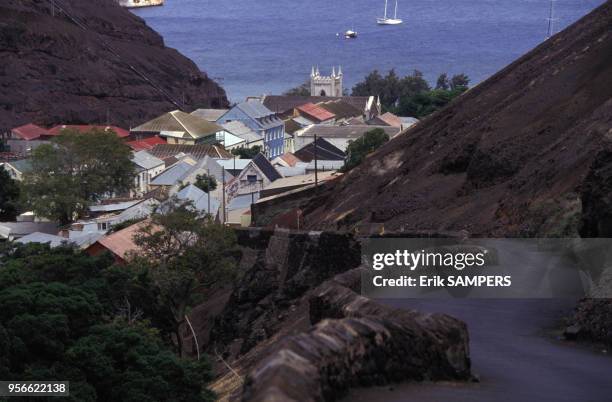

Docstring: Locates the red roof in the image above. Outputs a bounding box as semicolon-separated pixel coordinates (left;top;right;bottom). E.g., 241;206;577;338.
295;103;336;123
11;124;50;141
47;125;130;138
126;136;167;151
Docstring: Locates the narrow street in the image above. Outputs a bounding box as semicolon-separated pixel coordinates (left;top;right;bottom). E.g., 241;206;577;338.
346;299;612;402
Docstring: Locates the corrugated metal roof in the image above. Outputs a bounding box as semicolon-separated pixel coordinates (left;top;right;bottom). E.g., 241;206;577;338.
296;103;336;123
132;150;164;170
17;232;70;247
252;153;282;182
317;100;363;119
297;125;400;139
262;95;372;115
48;125;130;138
148;144;232;160
0;222;59;239
11;124;50;140
221;121;262;143
89;200;140;213
292;116;315;127
228;192;260;211
216;158;252;170
126;136;167;151
294;138;346;162
176;184;221;215
131;110;224;139
237;101;275;119
190;108;229;122
150;161;195;186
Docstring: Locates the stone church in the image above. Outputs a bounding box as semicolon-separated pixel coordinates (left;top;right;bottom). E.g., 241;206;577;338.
310;66;343;97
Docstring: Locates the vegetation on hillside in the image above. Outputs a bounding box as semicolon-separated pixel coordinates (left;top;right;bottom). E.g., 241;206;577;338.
341;128;390;172
0;241;216;401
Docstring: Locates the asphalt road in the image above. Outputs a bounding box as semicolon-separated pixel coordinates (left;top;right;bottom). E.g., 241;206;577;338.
345;299;612;402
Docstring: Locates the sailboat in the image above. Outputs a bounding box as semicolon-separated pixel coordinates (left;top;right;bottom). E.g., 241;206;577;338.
377;0;403;25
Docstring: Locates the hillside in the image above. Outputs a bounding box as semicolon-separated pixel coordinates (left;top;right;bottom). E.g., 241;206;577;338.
299;1;612;236
0;0;228;130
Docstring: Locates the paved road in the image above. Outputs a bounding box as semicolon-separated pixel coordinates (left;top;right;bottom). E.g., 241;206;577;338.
345;299;612;402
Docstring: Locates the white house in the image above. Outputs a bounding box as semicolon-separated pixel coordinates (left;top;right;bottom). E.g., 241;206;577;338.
132;150;165;195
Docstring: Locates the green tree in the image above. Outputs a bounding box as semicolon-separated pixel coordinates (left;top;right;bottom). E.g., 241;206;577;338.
232;145;262;159
450;73;470;90
397;87;467;118
351;69;386;99
194;173;217;193
283;80;311;96
436;73;450;90
133;199;239;355
0;243;216;402
341;128;390;172
352;69;430;110
0;168;19;220
21;128;134;225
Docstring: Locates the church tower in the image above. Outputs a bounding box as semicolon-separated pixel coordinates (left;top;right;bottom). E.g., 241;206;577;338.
310;66;343;97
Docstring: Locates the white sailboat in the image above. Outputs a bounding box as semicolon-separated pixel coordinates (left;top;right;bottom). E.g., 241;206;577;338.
377;0;403;25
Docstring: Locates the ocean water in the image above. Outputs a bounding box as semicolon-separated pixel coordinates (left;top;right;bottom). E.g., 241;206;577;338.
132;0;605;103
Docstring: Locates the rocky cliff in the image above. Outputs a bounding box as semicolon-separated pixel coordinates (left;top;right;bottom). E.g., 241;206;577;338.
284;1;612;236
0;0;228;130
187;229;471;401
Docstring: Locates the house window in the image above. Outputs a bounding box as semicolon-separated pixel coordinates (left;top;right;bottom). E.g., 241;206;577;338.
98;222;108;231
247;175;257;183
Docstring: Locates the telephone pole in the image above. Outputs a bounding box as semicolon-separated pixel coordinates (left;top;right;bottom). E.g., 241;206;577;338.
313;134;318;188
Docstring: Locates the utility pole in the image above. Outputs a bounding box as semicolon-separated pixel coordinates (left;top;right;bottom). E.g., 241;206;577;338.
206;168;210;216
222;168;226;224
313;134;318;188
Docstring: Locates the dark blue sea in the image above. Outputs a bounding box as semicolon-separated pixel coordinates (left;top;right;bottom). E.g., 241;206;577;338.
132;0;605;102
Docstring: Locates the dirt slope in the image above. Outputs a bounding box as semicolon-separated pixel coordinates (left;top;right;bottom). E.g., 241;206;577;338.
0;0;228;130
301;1;612;236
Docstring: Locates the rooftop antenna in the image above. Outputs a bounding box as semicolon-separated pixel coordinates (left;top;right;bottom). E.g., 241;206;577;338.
546;0;559;39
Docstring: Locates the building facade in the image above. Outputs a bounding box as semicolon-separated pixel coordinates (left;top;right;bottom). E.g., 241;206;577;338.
310;66;343;97
217;102;285;159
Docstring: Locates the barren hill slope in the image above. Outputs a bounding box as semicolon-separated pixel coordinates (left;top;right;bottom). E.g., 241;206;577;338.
302;1;612;236
0;0;228;130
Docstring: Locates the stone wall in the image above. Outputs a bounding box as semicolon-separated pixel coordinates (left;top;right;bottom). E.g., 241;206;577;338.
241;277;471;402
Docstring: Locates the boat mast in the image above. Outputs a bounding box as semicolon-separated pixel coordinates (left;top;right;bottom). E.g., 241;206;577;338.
394;0;398;19
383;0;388;19
546;0;557;39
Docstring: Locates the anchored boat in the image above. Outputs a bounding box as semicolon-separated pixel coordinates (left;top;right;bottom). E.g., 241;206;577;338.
344;30;357;39
377;0;403;25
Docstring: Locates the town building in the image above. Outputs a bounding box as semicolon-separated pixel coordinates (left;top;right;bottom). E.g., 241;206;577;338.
126;135;166;151
294;125;400;152
217;101;285;159
225;153;282;203
0;221;59;241
310;66;343;97
256;95;381;121
146;143;231;160
294;103;336;124
191;108;229;122
221;121;264;149
131;110;226;145
1;159;32;181
131;150;165;195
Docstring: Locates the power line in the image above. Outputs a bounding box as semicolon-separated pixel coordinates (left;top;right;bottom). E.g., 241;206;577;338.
45;0;183;108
